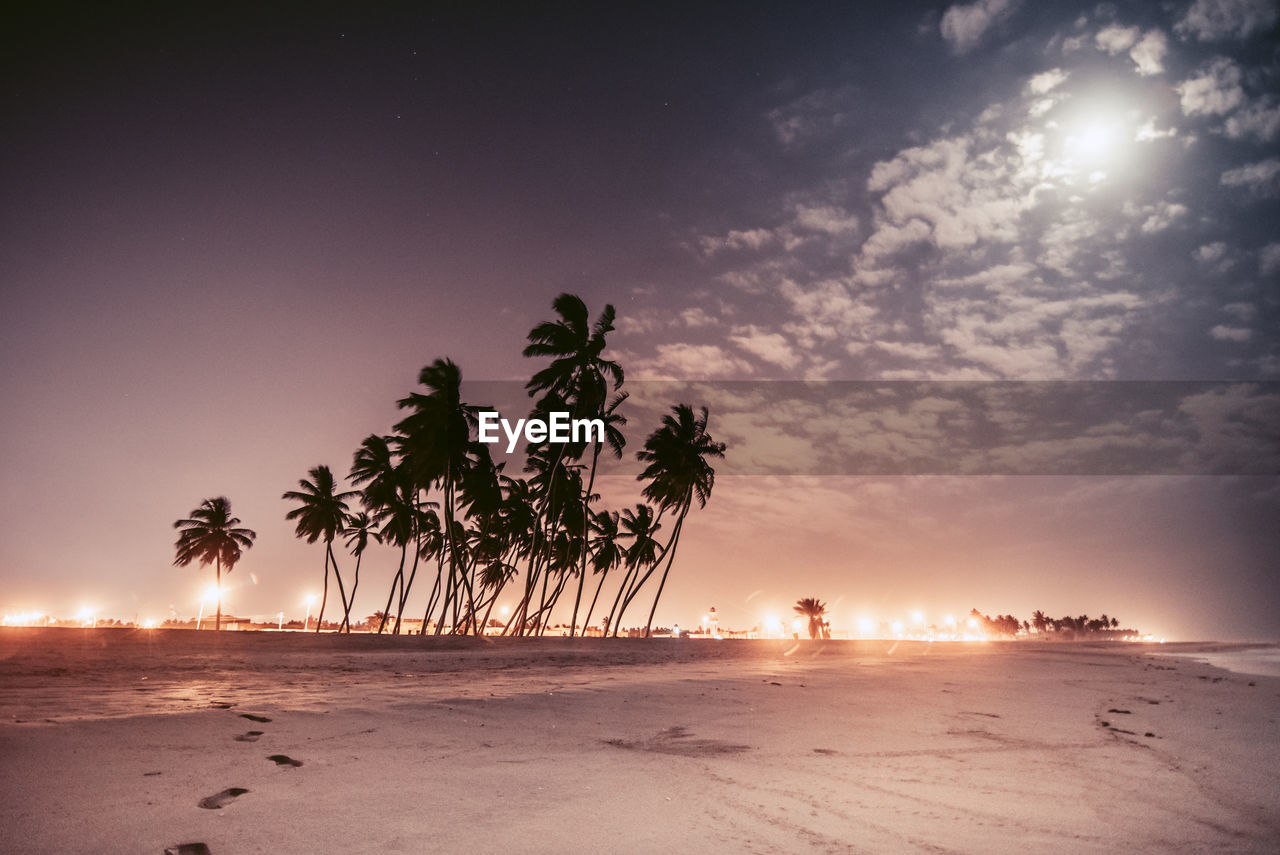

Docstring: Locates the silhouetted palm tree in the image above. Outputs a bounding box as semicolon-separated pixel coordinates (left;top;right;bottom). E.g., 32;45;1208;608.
396;358;486;633
173;497;256;631
630;405;725;637
342;511;377;632
608;503;662;636
520;294;623;636
794;598;828;639
283;465;358;632
570;392;627;636
582;508;624;635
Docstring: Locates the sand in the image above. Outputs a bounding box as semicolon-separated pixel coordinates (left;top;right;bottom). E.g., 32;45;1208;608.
0;628;1277;854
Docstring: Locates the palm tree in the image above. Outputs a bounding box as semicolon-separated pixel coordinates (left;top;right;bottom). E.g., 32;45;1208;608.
396;358;486;633
522;294;623;636
1031;609;1047;634
607;503;662;636
283;465;358;632
342;511;377;632
173;497;256;631
581;508;624;635
570;392;627;636
627;405;725;637
794;598;827;639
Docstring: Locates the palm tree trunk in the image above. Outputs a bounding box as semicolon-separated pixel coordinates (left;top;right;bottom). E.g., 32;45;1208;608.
316;548;330;632
328;543;350;633
347;552;362;631
642;513;687;638
215;557;222;632
377;544;407;634
582;564;611;637
570;444;602;637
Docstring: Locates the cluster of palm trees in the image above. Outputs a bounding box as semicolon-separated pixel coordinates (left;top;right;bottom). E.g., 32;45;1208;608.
277;293;726;638
970;609;1132;638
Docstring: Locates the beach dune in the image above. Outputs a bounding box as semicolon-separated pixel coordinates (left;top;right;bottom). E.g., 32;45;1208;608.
1;628;1276;854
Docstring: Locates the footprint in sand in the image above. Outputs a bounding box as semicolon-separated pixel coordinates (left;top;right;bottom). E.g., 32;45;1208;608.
267;754;303;767
164;844;212;855
197;788;248;810
234;731;264;742
239;713;271;723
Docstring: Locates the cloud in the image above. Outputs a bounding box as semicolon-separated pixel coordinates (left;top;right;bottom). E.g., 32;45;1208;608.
1210;324;1252;342
697;228;777;256
940;0;1021;54
865;136;1026;255
728;325;803;370
1130;200;1189;234
1220;158;1280;196
1026;69;1068;95
1095;24;1140;53
1176;57;1245;116
1223;99;1280;142
629;343;754;379
791;203;859;235
1176;0;1279;42
1128;30;1168;76
1259;242;1280;276
766;86;854;148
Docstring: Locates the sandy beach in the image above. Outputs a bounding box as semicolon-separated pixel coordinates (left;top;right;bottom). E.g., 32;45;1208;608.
1;628;1276;854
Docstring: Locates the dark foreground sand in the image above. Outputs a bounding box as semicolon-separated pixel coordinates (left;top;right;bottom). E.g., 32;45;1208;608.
1;628;1277;854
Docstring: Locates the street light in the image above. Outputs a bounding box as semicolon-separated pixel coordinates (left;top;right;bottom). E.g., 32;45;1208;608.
303;594;317;632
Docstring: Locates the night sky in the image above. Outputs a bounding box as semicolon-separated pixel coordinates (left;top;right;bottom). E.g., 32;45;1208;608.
3;0;1278;639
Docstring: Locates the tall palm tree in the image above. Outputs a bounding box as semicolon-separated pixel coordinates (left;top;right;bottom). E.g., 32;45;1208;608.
342;511;377;632
173;497;256;631
570;392;627;636
283;465;358;632
625;405;725;637
522;294;623;635
608;503;662;636
581;508;624;635
794;598;827;639
396;358;486;633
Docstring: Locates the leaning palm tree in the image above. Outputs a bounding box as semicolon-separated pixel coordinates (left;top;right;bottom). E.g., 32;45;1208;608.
794;598;827;639
283;465;358;632
173;497;256;631
341;511;377;632
623;405;725;637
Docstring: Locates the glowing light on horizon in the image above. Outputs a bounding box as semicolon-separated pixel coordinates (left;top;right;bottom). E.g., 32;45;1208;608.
911;610;924;624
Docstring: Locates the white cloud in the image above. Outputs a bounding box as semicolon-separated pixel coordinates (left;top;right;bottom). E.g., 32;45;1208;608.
697;228;777;256
1176;0;1279;42
1095;24;1139;53
1135;119;1177;141
1026;69;1068;95
791;204;859;235
630;343;755;379
728;325;803;370
865;136;1026;255
1194;241;1229;264
1129;30;1168;76
1210;325;1252;342
679;307;718;328
1176;57;1245;116
1220;158;1280;196
1223;99;1280;142
940;0;1021;54
1135;201;1189;234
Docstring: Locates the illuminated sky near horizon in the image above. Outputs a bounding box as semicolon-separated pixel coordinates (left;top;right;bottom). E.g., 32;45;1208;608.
2;0;1277;639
